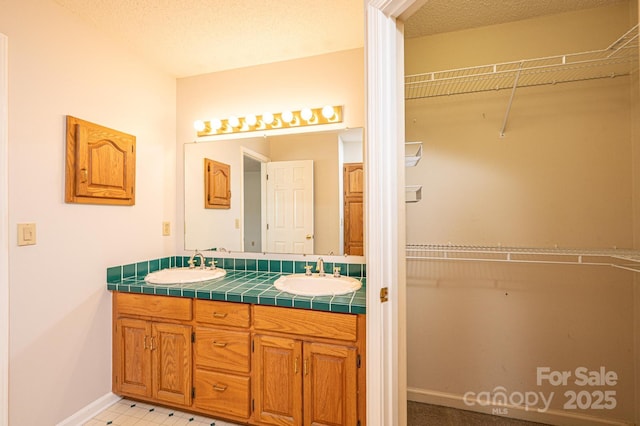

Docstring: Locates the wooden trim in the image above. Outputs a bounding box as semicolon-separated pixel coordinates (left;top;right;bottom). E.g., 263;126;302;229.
0;32;8;426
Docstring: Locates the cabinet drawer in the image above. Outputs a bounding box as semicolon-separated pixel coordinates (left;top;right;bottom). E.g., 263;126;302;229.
194;327;250;373
195;300;250;328
194;370;250;419
115;293;192;321
253;305;358;341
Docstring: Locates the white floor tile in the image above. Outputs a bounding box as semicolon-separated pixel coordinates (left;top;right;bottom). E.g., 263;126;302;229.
85;398;242;426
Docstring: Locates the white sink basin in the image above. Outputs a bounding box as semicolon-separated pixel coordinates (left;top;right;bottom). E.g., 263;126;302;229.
144;267;226;285
274;274;362;296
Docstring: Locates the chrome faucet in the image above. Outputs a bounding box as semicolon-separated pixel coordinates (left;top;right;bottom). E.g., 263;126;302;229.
316;257;325;277
189;250;205;269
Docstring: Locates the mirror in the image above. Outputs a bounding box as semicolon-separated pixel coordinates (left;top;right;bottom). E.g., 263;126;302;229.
184;128;364;256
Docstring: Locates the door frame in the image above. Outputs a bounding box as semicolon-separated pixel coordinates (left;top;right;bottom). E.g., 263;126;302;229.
240;147;269;252
1;32;9;426
365;1;425;425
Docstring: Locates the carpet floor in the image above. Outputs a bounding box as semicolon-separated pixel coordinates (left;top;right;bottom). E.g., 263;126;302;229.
407;401;551;426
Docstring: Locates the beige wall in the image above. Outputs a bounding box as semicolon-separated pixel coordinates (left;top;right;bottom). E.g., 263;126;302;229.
405;3;639;424
176;48;365;255
0;1;176;424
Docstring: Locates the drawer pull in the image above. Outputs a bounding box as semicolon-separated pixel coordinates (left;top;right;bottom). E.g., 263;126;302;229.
213;384;228;392
212;312;228;318
212;341;227;348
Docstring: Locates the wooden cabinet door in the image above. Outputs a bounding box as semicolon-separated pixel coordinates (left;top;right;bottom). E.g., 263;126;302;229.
151;323;192;406
303;343;358;426
116;318;152;398
66;116;136;205
343;163;363;256
253;335;303;426
204;158;231;209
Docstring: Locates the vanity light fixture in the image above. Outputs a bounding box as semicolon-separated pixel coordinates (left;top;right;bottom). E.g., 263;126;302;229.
193;105;343;137
262;111;275;125
228;115;240;128
322;105;336;119
281;110;294;124
193;120;206;132
211;118;223;131
300;107;313;121
245;114;258;126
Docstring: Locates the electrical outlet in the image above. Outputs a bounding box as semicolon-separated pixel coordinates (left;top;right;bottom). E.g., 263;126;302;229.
162;221;171;236
17;223;36;246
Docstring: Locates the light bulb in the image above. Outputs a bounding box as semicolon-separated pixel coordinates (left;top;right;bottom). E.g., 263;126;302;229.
211;118;223;130
228;116;240;128
193;120;205;132
282;110;294;123
300;107;313;121
322;105;335;119
262;112;274;125
246;114;257;126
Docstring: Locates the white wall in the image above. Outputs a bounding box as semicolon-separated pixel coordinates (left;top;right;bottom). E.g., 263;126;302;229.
0;1;176;424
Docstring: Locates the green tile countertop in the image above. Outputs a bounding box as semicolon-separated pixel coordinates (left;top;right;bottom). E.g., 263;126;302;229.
107;256;366;314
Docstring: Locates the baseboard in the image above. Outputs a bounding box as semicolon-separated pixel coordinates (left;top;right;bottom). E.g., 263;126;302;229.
408;387;633;426
56;392;121;426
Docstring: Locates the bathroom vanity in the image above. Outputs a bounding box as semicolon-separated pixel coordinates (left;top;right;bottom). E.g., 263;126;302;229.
108;258;366;426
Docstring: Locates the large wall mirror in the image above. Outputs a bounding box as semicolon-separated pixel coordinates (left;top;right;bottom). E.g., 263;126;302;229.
184;128;364;256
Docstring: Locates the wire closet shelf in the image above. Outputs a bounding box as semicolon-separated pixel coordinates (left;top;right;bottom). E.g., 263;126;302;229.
405;24;639;100
406;244;640;273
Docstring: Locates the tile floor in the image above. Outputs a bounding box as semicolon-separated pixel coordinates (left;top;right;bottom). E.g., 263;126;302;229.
83;398;242;426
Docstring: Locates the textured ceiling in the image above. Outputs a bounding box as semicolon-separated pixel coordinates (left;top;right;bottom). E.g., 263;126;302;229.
53;0;365;77
405;0;627;38
53;0;628;78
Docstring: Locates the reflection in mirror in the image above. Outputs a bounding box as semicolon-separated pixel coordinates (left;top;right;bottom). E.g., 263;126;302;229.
184;128;364;256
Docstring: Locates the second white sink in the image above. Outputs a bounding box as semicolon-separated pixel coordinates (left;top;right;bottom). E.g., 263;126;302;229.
145;267;226;285
274;274;361;296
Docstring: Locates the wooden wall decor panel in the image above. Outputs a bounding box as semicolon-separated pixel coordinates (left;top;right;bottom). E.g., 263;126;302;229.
65;115;136;205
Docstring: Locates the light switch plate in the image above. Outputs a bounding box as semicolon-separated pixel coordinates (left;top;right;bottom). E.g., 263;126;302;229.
17;223;36;246
162;221;171;236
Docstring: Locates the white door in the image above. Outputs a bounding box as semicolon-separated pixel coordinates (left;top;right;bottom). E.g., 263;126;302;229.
265;160;314;254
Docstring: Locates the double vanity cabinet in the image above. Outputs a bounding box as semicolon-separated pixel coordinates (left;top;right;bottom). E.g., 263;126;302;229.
112;292;366;426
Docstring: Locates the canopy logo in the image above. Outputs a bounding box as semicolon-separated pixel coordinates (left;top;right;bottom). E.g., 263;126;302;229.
463;366;618;415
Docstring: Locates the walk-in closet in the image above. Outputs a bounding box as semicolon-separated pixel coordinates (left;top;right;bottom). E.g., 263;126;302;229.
404;1;639;424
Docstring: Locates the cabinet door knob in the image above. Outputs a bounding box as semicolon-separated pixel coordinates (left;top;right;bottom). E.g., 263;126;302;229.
294;356;299;374
212;341;227;348
79;168;88;183
213;384;228;392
